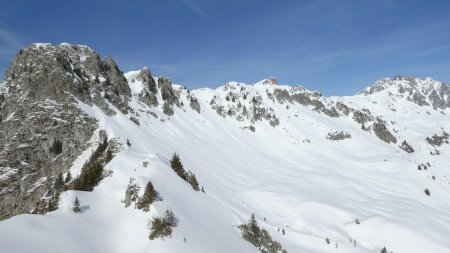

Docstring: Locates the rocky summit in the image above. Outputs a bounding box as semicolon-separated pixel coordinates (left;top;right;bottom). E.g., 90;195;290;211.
0;43;450;253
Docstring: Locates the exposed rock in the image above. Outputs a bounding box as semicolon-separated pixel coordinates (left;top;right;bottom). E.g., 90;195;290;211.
273;89;292;104
4;43;131;114
335;102;354;116
371;122;397;144
425;131;449;147
158;76;178;105
352;110;373;125
163;101;174;116
188;94;201;113
326;131;352;141
0;99;97;220
136;68;159;107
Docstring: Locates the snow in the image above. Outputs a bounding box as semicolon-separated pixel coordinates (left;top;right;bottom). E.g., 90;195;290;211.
1;76;450;253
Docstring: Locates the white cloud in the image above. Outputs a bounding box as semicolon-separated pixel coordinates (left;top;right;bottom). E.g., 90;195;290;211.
182;0;206;18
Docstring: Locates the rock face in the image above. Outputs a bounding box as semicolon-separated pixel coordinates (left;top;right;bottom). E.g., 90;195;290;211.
0;43;132;219
371;122;397;144
4;43;131;115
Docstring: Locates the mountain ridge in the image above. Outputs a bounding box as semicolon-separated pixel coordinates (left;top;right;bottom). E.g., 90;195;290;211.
0;43;450;253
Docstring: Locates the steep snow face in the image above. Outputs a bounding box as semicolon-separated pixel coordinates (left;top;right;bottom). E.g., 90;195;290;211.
1;64;450;253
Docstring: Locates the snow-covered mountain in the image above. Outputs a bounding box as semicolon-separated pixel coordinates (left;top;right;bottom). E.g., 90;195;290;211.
1;43;450;253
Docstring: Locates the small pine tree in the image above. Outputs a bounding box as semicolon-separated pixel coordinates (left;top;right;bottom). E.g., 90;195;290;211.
54;172;64;190
65;171;72;183
189;174;199;191
126;139;131;147
148;208;177;240
282;228;285;235
170;153;185;179
136;181;157;211
424;188;430;196
381;247;387;253
72;196;81;213
47;191;60;212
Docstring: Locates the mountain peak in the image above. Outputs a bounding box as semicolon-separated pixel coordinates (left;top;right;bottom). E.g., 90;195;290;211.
254;77;278;86
358;75;450;109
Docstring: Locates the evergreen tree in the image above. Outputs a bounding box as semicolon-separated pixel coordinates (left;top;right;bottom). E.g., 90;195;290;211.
126;139;131;147
47;191;60;212
136;181;157;211
381;247;387;253
189;174;200;191
54;172;64;190
72;196;81;213
148;208;177;240
170;153;186;179
65;171;72;183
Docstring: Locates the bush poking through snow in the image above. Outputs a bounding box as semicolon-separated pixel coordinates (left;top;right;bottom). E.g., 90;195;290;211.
148;209;177;240
136;181;157;211
238;213;287;253
399;140;414;153
72;196;81;213
424;188;430;196
169;153;201;191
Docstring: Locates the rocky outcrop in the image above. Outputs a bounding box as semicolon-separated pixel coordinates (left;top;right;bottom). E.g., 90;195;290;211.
326;131;352;141
0;43;125;219
425;131;449;147
0;99;97;219
135;68;159;107
4;43;131;114
371;122;397;144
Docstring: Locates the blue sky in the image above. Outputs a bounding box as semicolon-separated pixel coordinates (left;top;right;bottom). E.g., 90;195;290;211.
1;0;449;95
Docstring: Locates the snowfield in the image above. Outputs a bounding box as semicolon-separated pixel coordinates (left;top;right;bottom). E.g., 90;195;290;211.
1;75;450;253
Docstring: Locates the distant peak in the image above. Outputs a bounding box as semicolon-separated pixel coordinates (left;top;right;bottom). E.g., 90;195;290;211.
254;77;278;86
358;75;450;109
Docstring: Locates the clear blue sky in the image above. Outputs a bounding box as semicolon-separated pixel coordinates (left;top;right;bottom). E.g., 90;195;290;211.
1;0;449;95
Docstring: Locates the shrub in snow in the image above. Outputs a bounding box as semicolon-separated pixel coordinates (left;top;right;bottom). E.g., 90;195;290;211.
381;247;387;253
136;181;157;211
169;153;201;191
424;188;430;196
72;196;81;213
148;209;177;240
238;213;287;253
399;140;414;153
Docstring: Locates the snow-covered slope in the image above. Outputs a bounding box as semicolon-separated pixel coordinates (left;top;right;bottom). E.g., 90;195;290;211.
1;45;450;253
